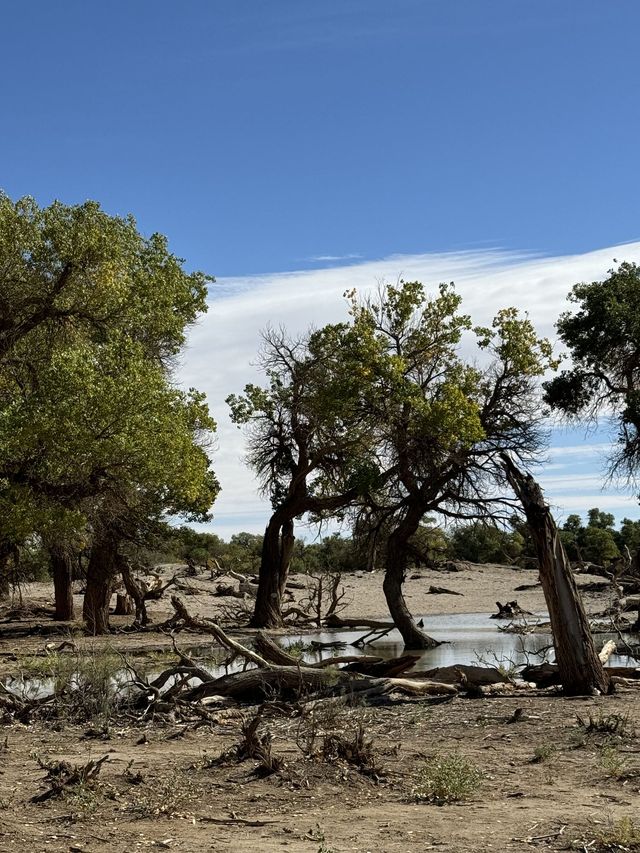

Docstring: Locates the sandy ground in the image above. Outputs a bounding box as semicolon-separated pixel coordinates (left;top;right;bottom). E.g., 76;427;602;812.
0;564;637;853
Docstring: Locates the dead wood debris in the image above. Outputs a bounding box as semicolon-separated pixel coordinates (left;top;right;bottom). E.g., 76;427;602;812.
31;753;109;803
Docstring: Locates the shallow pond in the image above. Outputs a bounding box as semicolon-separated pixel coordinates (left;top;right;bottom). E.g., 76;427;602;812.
3;611;637;699
289;611;637;671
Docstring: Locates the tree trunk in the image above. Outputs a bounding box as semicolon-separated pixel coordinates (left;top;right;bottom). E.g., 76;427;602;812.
250;516;295;628
120;561;149;626
0;540;12;600
114;593;134;615
83;534;118;635
503;456;611;695
49;545;75;621
383;505;440;649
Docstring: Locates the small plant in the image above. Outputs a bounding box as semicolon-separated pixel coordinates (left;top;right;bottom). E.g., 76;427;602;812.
593;815;640;850
284;639;313;659
598;744;627;777
576;712;631;737
473;649;518;680
126;770;202;819
411;754;481;804
531;743;556;763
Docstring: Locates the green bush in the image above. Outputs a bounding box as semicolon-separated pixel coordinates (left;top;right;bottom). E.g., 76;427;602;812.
411;754;481;804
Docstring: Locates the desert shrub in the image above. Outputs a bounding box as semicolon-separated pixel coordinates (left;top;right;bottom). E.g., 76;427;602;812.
18;647;123;723
593;816;640;851
411;754;481;804
532;743;556;763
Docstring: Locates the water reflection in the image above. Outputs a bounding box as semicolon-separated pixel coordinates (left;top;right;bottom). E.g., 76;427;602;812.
289;611;635;670
2;612;636;699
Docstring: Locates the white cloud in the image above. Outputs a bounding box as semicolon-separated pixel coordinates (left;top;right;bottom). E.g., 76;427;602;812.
305;253;363;263
180;241;640;537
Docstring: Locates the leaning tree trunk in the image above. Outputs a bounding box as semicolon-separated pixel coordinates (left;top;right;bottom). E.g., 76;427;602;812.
383;506;439;649
48;544;75;621
83;534;118;635
250;516;295;629
503;456;611;695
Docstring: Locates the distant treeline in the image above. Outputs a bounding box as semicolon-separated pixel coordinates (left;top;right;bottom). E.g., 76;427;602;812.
81;508;637;576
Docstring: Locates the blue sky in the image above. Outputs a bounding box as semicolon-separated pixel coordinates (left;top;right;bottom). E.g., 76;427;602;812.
3;2;640;536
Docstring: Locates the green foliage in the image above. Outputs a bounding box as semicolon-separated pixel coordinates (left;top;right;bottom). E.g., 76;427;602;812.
560;509;623;565
19;647;122;724
544;261;640;481
0;195;218;592
340;280;554;532
297;533;360;574
411;754;482;804
593;816;640;851
532;743;556;763
449;522;523;564
598;745;626;777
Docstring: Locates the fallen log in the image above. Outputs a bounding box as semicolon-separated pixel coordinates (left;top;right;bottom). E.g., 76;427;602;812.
341;654;419;678
427;585;463;596
253;632;416;675
171;596;270;668
253;632;299;667
184;664;354;702
324;614;395;631
522;663;640;688
420;664;510;686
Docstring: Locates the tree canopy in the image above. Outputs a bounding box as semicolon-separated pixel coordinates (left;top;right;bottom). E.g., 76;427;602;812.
544;262;640;482
0;195;218;629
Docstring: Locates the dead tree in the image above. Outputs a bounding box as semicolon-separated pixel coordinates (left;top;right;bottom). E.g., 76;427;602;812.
503;455;612;695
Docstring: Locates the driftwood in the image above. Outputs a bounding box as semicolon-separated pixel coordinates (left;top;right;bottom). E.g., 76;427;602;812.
427;585;463;596
253;632;418;676
227;570;258;598
599;640;617;665
491;600;532;619
286;579;307;590
421;664;510;686
323;613;400;646
214;583;245;598
185;665;351;702
171;596;270;668
522;662;640;688
341;654;419;678
325;614;395;631
31;754;109;803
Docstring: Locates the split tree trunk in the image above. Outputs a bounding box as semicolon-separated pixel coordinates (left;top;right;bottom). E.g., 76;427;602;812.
503;456;611;695
250;516;295;628
383;506;439;649
48;544;75;621
83;534;118;635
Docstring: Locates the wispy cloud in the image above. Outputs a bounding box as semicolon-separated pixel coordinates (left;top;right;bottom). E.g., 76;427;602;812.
305;253;363;263
181;241;640;536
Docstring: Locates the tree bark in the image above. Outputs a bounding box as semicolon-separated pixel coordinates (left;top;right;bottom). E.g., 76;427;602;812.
83;534;118;635
48;544;75;621
503;456;611;695
250;516;295;628
383;505;440;649
0;540;12;600
114;593;134;615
